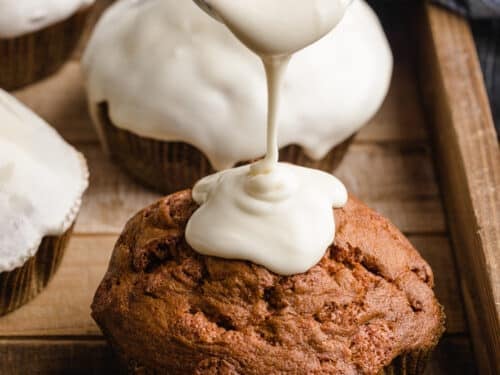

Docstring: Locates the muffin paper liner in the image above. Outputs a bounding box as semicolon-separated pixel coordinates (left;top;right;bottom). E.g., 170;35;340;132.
0;9;91;91
0;225;73;316
93;102;354;194
380;350;432;375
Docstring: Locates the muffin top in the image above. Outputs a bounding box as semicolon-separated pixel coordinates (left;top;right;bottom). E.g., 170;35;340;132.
92;191;445;374
0;90;88;272
82;0;393;171
0;0;94;38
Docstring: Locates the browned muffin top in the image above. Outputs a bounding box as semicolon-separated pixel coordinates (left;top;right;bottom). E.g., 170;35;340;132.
92;191;445;374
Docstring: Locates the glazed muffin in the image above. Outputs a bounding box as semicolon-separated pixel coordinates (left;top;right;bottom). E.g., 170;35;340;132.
0;90;88;315
82;0;393;193
92;191;445;374
0;0;95;91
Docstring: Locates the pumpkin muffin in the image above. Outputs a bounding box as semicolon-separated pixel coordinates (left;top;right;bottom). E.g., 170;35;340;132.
92;191;445;374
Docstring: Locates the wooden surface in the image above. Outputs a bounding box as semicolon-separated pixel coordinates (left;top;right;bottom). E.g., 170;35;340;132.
419;4;500;374
0;2;489;374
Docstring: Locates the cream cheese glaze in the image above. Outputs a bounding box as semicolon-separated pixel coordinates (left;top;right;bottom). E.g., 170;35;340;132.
0;90;89;272
198;0;351;56
186;164;347;275
186;0;350;275
0;0;94;38
82;0;393;171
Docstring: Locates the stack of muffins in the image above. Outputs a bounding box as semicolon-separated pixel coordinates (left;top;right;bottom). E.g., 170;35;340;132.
0;1;445;374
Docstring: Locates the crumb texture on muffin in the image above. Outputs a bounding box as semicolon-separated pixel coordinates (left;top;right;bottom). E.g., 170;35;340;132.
92;191;445;374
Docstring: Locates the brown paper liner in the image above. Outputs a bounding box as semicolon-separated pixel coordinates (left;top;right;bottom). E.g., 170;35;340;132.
95;102;354;194
0;226;73;316
0;9;92;91
379;350;432;375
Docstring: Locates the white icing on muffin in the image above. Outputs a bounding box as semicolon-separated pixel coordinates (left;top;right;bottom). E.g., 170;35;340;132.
83;0;393;171
0;90;89;272
0;0;95;38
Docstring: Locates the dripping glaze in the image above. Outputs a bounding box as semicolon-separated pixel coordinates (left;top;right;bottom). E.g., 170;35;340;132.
186;0;351;275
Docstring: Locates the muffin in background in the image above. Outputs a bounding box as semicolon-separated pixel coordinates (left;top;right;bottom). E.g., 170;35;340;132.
83;0;393;193
0;90;89;315
0;0;95;91
92;191;445;374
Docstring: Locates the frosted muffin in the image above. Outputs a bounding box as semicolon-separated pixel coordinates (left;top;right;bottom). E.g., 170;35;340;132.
82;0;393;193
0;0;95;90
92;191;445;374
0;90;89;315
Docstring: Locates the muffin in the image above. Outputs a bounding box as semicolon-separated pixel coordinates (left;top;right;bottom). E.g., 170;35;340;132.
82;0;393;193
92;191;445;374
0;0;95;91
0;90;89;315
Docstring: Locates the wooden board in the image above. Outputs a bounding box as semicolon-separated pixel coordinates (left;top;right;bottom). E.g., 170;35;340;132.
419;4;500;374
1;1;496;373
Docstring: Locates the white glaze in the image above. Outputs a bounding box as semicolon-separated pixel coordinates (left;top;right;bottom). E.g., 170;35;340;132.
83;0;393;171
0;90;88;272
186;164;347;275
0;0;95;38
186;0;349;275
203;0;351;55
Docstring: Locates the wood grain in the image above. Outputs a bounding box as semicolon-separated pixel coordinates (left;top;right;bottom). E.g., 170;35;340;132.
0;339;118;375
356;19;428;144
0;336;476;375
419;4;500;374
14;63;97;144
75;144;161;235
72;142;446;236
